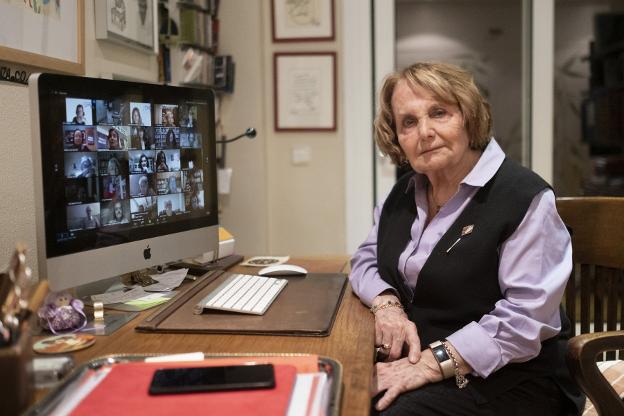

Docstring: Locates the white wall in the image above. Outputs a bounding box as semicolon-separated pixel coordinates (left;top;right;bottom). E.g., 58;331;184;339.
260;0;346;256
217;0;347;256
0;83;37;270
216;0;269;255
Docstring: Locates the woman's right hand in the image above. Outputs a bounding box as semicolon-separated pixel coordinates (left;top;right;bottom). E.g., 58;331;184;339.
373;293;421;363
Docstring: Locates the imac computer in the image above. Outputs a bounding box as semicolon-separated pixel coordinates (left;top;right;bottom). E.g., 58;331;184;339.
29;73;219;292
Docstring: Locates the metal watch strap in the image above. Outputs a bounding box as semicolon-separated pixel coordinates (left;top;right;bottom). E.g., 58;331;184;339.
429;340;455;379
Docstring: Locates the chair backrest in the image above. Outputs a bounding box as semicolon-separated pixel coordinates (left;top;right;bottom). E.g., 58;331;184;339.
557;197;624;360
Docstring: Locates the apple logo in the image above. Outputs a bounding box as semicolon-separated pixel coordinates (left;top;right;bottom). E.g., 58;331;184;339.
143;244;151;260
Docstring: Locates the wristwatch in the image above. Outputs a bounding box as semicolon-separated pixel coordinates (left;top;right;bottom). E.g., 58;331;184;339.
429;340;455;379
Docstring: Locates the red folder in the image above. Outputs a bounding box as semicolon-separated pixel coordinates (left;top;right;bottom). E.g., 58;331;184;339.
71;361;297;416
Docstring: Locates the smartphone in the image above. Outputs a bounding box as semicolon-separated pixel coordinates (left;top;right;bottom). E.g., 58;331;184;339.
148;364;276;395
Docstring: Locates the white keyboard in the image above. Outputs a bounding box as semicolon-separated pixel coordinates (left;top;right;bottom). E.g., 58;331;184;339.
193;273;288;315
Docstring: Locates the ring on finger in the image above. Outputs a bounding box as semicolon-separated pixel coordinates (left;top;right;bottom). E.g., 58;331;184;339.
381;343;391;350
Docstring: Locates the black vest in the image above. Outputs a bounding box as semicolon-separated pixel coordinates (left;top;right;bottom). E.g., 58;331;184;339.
377;158;584;412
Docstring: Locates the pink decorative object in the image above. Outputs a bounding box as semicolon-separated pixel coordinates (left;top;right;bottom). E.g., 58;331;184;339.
37;291;87;334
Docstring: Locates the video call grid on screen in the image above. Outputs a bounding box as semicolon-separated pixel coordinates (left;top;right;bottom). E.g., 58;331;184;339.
37;76;217;257
63;98;205;227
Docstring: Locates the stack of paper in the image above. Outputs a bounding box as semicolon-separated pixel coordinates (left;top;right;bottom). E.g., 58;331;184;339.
89;269;188;311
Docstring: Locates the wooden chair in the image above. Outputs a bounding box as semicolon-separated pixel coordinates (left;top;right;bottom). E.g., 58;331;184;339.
557;197;624;416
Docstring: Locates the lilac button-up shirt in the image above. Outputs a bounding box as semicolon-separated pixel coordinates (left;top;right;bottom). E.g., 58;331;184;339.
349;139;571;378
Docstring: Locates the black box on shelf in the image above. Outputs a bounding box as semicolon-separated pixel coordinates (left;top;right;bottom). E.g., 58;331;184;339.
213;55;234;93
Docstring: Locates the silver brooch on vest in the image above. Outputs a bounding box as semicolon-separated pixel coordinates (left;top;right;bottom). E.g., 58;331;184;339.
446;224;475;253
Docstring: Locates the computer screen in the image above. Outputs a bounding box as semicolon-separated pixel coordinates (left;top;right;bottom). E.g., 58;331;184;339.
29;74;219;291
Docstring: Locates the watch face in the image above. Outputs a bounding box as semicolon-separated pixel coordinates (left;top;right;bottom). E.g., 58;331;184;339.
432;345;450;363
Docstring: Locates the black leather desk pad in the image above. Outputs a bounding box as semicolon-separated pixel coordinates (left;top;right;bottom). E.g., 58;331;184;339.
136;270;347;336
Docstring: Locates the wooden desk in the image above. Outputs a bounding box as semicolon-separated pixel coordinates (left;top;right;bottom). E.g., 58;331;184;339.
34;256;375;416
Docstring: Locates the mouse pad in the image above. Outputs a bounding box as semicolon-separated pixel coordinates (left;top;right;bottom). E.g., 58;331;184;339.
136;271;347;336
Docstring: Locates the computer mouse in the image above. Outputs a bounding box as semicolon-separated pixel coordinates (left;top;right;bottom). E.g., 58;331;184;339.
257;264;308;277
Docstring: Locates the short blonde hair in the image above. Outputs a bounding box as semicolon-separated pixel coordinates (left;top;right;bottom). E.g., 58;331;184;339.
374;62;492;165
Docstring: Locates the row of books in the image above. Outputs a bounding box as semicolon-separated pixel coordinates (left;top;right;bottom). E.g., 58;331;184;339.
167;48;234;92
179;7;219;52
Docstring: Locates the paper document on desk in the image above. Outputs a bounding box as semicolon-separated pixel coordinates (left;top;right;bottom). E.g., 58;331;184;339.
91;287;174;307
143;269;187;292
91;286;149;305
124;292;173;308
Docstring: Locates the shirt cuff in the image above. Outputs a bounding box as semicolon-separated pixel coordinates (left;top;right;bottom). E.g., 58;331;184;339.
446;322;502;378
358;279;399;307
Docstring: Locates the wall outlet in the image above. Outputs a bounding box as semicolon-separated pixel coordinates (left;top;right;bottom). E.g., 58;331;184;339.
292;146;311;165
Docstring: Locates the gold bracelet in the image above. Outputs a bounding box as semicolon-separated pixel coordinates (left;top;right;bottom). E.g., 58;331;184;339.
442;341;469;388
370;300;403;315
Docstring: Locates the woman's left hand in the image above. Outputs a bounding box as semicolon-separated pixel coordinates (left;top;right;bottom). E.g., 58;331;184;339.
371;350;443;412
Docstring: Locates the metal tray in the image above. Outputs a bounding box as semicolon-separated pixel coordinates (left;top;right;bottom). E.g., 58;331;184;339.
25;352;343;416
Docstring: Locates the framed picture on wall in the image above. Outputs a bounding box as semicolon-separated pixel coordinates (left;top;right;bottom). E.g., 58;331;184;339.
271;0;335;42
0;0;85;75
95;0;158;54
274;52;336;132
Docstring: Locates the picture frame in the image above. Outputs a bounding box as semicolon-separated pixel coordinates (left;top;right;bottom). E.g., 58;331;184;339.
95;0;158;54
271;0;335;42
0;0;85;75
274;52;336;132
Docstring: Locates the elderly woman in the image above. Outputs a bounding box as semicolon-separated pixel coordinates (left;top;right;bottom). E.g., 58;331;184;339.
350;63;583;415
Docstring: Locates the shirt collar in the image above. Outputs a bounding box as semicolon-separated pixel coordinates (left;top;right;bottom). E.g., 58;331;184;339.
404;138;505;192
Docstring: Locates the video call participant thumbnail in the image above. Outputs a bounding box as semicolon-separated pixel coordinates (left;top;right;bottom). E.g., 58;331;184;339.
95;99;127;126
128;102;152;126
63;126;96;152
154;104;178;127
157;193;185;217
182;168;203;193
154;127;179;149
155;150;169;172
65;98;93;125
128;150;155;174
100;175;127;200
130;196;157;226
185;189;204;211
65;152;97;178
154;149;181;172
179;128;201;148
66;203;101;231
130;126;153;150
179;104;197;128
106;126;129;150
97;152;129;177
156;172;182;195
101;200;130;225
129;174;156;197
180;149;201;170
65;178;99;204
